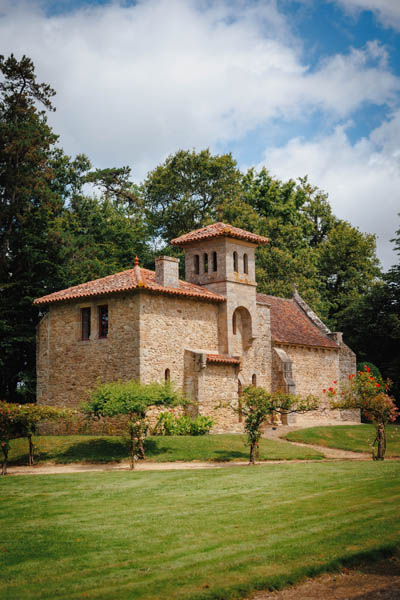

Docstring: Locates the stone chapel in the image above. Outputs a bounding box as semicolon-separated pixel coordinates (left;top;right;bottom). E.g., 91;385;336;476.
35;222;360;430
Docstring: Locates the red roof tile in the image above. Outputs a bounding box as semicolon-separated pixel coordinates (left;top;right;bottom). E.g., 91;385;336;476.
34;267;226;306
206;354;240;365
256;293;338;349
171;222;269;247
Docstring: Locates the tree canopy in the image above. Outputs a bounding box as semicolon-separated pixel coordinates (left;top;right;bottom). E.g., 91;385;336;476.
1;53;396;404
82;380;185;468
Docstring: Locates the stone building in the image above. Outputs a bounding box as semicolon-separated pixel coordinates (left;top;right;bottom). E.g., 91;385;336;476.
34;222;359;431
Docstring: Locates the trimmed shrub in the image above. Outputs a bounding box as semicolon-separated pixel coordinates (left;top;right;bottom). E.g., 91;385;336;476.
154;412;214;436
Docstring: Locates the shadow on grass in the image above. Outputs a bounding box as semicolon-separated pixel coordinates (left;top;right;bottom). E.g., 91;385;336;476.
143;438;174;457
213;449;248;461
37;438;129;464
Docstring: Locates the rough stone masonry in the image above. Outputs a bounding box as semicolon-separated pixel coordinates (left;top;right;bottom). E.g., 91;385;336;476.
35;222;359;432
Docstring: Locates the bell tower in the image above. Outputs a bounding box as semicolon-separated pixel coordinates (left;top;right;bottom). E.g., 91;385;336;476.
171;223;269;355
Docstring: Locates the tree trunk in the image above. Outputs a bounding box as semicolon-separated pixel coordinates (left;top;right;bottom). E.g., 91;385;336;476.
129;430;135;470
137;437;145;460
374;424;386;460
28;434;34;466
249;441;256;465
377;425;386;460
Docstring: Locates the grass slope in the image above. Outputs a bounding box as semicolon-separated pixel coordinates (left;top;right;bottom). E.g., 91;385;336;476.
7;434;323;465
1;462;400;599
285;424;400;456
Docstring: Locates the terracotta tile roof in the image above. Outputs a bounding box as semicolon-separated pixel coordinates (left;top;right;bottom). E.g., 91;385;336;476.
206;354;240;365
171;222;269;247
34;267;226;306
256;293;338;349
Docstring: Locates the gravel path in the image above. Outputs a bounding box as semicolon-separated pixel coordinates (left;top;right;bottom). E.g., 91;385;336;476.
262;425;371;460
4;427;389;475
7;458;326;476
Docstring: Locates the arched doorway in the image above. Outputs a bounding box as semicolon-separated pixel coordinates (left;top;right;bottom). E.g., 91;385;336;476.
232;306;252;354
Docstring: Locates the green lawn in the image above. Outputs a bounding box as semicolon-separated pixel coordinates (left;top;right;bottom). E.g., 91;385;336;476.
285;424;400;456
1;462;399;599
7;434;323;465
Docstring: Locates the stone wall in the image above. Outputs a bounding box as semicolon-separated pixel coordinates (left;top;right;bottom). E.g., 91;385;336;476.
339;341;357;383
237;302;271;390
273;343;359;425
36;312;50;406
184;237;256;288
198;363;243;433
138;292;219;387
37;293;141;409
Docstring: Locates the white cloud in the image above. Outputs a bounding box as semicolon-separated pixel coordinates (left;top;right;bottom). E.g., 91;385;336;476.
260;115;400;270
0;0;399;267
0;0;398;180
332;0;400;31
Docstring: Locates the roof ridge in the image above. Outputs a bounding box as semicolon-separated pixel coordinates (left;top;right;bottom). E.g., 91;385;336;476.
257;292;338;349
256;292;293;302
34;265;226;306
171;222;269;246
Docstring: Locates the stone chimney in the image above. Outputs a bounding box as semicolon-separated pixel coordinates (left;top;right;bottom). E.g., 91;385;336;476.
328;332;343;344
155;256;179;288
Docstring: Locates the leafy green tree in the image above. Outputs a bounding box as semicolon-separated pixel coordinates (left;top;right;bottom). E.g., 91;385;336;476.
0;54;75;402
0;55;152;402
0;402;72;474
224;169;337;317
317;220;381;328
142;148;242;243
82;381;186;469
240;387;319;464
58;193;152;285
339;216;400;399
327;367;398;460
85;166;141;206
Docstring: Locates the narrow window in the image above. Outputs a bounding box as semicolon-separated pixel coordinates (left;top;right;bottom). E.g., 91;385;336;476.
252;374;257;387
98;305;108;338
243;253;248;274
81;307;91;340
194;254;200;275
165;368;170;382
233;251;238;273
213;251;217;272
232;312;237;335
203;253;208;273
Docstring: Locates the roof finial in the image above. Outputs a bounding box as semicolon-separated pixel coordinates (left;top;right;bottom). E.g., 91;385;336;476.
134;255;143;286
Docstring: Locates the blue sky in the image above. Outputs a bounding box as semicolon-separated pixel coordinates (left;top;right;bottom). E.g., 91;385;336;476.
1;0;400;268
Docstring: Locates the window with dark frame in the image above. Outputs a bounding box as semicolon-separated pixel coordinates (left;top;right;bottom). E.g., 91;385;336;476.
243;253;248;274
204;253;208;273
98;305;108;338
213;251;217;272
81;307;91;340
252;374;257;386
194;254;200;275
165;368;170;382
233;251;238;272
